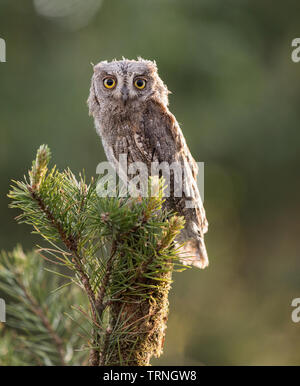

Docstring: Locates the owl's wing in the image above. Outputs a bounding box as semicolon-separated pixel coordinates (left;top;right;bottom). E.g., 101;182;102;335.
142;100;208;230
141;100;209;268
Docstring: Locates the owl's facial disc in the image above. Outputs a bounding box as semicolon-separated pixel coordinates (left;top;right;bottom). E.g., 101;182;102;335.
91;59;170;113
94;65;154;107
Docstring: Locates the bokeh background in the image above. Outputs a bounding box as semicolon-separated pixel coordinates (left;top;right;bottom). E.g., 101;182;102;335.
1;0;300;365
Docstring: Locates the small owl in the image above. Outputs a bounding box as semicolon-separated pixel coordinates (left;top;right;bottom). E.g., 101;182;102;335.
88;58;209;268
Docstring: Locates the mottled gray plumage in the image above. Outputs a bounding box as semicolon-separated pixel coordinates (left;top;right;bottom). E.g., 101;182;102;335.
88;58;209;268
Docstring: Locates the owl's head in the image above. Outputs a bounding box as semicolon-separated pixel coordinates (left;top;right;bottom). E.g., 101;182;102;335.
88;58;169;115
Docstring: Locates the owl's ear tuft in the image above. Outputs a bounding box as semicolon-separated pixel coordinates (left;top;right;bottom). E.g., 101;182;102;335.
137;57;157;72
148;60;158;73
150;59;157;70
93;60;108;73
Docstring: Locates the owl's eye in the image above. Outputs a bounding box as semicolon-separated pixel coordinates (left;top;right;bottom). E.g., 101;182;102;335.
134;78;146;89
103;78;116;89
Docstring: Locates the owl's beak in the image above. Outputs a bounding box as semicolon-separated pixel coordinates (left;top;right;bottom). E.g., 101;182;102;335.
121;86;129;105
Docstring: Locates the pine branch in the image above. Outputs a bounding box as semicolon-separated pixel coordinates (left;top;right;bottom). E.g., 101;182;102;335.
6;145;187;366
0;247;87;366
16;278;66;365
95;240;117;318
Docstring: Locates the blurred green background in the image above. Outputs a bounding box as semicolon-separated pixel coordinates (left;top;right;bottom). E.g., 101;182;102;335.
1;0;300;365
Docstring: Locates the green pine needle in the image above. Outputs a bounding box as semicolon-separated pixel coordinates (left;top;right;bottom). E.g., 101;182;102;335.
4;145;187;366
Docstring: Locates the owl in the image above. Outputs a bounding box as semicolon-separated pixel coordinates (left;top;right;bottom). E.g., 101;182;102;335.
88;58;209;269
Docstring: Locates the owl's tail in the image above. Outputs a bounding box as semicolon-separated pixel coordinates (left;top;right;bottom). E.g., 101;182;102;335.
178;236;209;269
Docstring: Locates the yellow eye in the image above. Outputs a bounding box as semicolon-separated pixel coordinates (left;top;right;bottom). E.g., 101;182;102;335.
103;78;116;89
134;78;146;89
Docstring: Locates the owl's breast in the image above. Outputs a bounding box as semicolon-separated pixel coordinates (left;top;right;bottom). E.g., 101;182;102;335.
97;106;162;168
112;126;153;165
